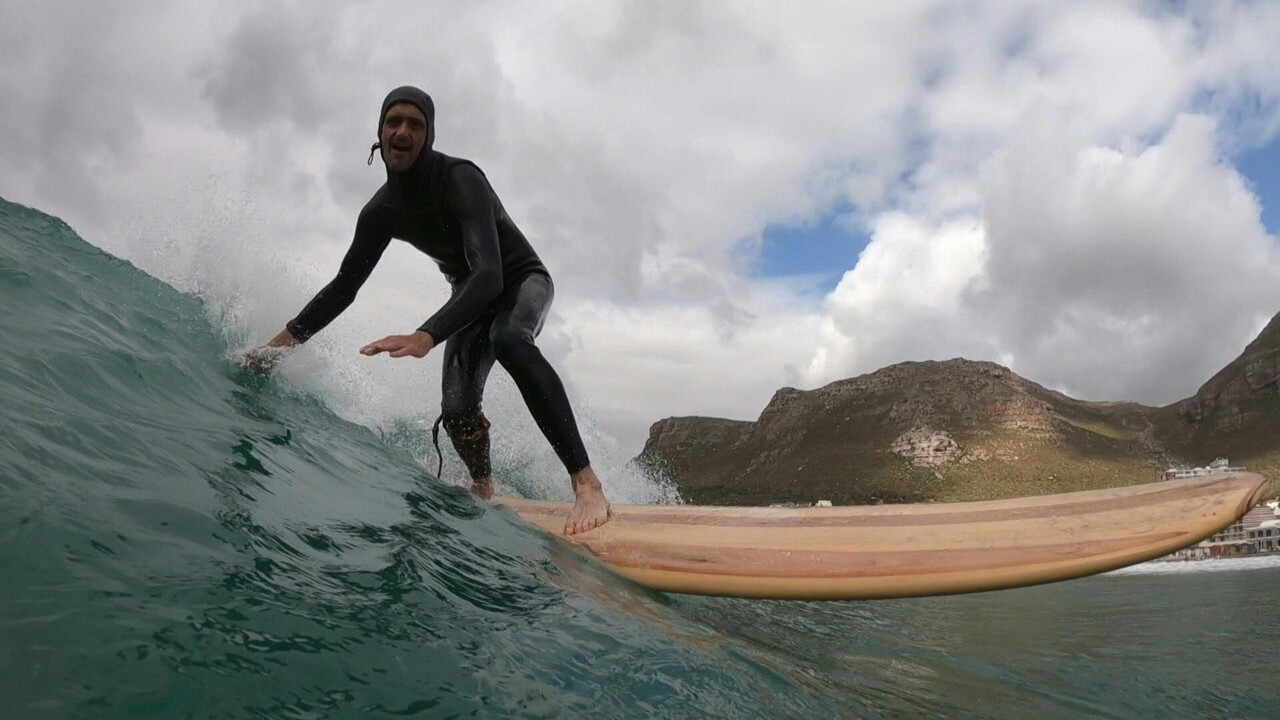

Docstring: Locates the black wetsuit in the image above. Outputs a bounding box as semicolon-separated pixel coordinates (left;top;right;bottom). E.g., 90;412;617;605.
286;86;590;478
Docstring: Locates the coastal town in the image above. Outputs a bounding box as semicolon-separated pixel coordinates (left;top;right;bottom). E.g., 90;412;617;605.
1161;459;1280;561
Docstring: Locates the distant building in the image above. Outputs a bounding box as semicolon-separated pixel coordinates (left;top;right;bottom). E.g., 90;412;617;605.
1250;520;1280;554
1160;457;1247;481
1166;503;1280;561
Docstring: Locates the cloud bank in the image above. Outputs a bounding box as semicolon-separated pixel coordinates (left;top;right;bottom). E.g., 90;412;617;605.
3;0;1280;464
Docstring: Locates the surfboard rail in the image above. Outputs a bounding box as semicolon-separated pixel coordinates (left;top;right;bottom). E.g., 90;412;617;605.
497;472;1270;600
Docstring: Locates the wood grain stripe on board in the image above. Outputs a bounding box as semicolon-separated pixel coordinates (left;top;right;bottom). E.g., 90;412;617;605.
503;474;1261;528
583;531;1188;579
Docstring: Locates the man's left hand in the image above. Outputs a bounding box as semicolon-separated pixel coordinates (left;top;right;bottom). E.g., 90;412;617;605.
360;330;436;358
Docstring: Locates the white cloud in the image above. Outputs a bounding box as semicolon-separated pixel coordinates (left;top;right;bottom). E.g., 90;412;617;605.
974;112;1280;401
3;0;1280;469
810;213;988;383
555;286;825;438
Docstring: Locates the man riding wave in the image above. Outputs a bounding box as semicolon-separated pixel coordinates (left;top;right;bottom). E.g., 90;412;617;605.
243;86;611;535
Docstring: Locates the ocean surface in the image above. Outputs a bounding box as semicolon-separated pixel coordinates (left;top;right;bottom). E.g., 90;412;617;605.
2;194;1279;719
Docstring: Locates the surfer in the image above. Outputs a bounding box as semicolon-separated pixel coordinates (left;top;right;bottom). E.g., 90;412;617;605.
241;86;611;536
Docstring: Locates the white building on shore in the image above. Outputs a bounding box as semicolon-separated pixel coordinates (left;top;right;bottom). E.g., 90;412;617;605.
1251;520;1280;554
1158;458;1280;560
1160;457;1247;481
1165;499;1280;561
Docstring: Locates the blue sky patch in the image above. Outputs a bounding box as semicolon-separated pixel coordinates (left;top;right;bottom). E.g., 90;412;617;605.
1234;133;1280;236
753;211;872;294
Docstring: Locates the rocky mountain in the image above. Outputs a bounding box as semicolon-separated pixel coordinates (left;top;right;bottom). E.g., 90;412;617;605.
633;313;1280;506
1153;313;1280;458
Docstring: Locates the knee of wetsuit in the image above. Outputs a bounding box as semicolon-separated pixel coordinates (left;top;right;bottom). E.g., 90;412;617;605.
490;326;537;365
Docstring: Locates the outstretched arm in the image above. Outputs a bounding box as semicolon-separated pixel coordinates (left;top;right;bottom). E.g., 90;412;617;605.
286;209;392;343
240;209;390;375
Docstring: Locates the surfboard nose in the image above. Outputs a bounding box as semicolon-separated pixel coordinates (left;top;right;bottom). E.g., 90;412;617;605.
1240;472;1270;516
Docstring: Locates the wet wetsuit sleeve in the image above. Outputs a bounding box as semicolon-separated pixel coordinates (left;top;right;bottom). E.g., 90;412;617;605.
417;164;504;342
285;209;391;343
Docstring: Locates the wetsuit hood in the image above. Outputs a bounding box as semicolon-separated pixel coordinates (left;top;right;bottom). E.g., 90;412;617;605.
378;85;436;153
370;85;441;207
368;86;436;171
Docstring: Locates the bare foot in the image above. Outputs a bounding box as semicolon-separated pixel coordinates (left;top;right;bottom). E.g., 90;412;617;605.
470;477;494;500
565;467;611;535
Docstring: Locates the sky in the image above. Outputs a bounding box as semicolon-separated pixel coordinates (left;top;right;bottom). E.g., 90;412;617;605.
4;0;1280;469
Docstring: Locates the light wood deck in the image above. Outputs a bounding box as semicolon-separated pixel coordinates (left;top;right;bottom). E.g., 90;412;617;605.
497;472;1269;600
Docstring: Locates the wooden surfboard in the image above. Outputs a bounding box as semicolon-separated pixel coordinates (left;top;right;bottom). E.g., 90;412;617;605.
498;472;1269;600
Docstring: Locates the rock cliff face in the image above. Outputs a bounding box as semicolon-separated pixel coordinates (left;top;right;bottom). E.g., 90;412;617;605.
634;313;1280;505
1157;313;1280;452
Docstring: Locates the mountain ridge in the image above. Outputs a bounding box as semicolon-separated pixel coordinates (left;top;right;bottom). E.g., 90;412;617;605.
633;313;1280;505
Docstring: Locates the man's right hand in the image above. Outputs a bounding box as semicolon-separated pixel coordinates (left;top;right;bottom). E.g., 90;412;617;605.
237;329;299;376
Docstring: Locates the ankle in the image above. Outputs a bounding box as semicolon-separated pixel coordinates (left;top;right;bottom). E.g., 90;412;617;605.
571;467;601;493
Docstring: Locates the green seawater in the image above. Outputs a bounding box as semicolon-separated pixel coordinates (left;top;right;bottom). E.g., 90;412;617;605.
1;195;1279;719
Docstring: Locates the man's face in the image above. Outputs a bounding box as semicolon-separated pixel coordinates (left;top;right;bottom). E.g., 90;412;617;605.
381;103;428;172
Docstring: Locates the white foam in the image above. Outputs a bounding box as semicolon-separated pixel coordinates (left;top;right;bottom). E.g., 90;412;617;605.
1108;554;1280;576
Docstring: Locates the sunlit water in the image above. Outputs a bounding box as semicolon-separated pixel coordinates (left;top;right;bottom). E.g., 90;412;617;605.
2;196;1277;719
